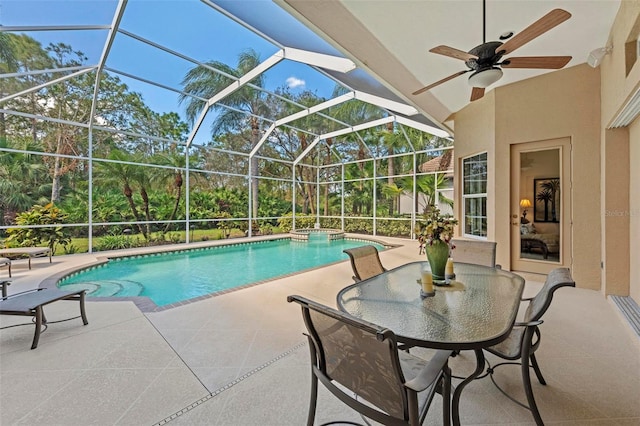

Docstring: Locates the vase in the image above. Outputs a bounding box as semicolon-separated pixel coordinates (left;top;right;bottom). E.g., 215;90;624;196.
425;240;450;281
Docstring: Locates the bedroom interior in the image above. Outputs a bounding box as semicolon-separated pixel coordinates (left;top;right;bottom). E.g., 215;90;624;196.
519;149;560;262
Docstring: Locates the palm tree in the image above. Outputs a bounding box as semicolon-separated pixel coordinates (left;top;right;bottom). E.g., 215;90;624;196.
180;49;271;219
155;149;186;233
536;188;553;222
94;150;148;238
399;172;453;214
0;139;50;225
377;124;407;214
541;179;560;221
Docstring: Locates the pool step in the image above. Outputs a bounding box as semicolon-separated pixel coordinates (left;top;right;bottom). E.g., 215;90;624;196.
61;280;144;297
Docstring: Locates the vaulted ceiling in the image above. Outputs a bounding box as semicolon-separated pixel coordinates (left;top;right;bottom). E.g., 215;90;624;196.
274;0;621;133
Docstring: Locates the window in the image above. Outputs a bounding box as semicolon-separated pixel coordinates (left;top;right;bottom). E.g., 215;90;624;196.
462;152;487;238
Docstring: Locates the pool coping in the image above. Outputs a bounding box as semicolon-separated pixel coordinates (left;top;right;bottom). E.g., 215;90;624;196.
42;233;398;312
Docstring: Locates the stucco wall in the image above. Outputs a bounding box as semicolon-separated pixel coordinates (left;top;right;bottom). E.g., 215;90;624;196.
452;91;496;240
602;128;630;296
454;64;602;290
600;0;639;299
629;121;640;302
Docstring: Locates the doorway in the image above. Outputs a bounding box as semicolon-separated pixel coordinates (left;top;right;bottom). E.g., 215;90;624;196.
510;138;572;274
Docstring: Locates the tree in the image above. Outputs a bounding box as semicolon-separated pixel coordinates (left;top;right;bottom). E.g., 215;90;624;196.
536;188;553;222
94;149;149;238
0;34;52;142
40;43;93;203
400;172;453;213
541;179;560;221
180;49;271;219
155;147;187;232
377;124;408;214
0;32;19;142
0;138;51;226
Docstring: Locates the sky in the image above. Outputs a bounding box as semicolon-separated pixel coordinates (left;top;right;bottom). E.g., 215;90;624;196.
1;0;342;141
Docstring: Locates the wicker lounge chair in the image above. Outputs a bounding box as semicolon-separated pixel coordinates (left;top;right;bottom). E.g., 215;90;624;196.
0;257;10;277
343;245;387;282
0;283;88;349
0;247;52;270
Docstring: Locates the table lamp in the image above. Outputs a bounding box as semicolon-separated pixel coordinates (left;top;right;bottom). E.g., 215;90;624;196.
520;198;532;223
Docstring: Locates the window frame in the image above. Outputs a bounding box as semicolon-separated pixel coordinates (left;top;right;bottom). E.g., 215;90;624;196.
461;152;488;239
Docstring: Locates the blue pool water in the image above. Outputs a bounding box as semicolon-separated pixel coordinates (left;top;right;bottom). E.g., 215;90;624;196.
58;235;383;306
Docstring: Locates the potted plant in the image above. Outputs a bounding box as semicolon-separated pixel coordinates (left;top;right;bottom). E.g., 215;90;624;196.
418;207;458;281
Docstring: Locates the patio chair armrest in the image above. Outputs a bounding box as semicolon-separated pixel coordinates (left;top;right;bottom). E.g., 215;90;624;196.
404;350;452;392
3;287;45;300
513;319;543;328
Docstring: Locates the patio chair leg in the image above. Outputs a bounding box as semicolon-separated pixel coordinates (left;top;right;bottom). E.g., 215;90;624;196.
530;353;546;385
443;366;451;426
32;306;43;349
522;345;544;426
79;292;89;325
307;373;318;426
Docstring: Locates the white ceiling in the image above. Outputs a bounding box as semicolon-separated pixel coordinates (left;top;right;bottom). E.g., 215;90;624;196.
275;0;620;133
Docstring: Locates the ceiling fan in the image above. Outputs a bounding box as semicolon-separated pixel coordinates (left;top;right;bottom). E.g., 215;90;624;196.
412;0;572;102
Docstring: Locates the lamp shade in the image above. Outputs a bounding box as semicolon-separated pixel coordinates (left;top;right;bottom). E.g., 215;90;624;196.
468;68;503;88
520;199;532;208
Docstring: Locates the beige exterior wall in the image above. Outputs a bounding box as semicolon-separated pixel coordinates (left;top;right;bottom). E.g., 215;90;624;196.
599;0;640;299
628;122;640;301
452;91;496;240
602;128;630;296
454;0;640;297
454;64;602;290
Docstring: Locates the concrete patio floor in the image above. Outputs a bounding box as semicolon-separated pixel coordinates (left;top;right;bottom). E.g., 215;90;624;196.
1;235;639;425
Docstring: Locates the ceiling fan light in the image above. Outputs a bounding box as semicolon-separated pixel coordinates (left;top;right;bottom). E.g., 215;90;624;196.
468;68;503;88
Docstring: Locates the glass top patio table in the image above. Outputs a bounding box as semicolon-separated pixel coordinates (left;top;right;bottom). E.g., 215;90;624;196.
337;261;525;351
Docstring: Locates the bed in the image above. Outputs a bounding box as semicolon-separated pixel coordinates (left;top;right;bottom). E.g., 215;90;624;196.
520;223;559;259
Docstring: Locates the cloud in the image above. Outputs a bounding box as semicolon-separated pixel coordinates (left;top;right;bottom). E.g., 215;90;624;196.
286;76;306;89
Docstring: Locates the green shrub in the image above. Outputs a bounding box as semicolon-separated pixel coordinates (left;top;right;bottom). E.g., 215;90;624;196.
277;213;316;232
5;203;71;254
318;218;341;229
63;244;81;255
94;232;136;251
344;218;373;234
376;219;412;238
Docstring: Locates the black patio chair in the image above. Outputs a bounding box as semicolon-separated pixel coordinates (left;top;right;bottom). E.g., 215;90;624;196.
343;245;387;282
288;294;452;426
484;267;575;426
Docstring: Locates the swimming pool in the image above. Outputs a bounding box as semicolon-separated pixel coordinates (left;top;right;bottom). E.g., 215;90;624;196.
57;235;385;307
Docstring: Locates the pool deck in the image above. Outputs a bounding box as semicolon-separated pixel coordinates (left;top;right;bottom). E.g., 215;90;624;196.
1;235;639;425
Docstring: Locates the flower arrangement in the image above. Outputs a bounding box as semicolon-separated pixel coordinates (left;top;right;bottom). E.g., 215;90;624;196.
418;207;458;246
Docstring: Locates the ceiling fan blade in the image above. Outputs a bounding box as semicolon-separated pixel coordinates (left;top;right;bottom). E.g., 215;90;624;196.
412;70;470;95
430;45;479;62
470;87;485;102
496;9;571;56
502;56;572;69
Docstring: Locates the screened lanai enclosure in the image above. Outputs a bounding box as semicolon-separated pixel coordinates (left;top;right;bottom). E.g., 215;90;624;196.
0;0;455;254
